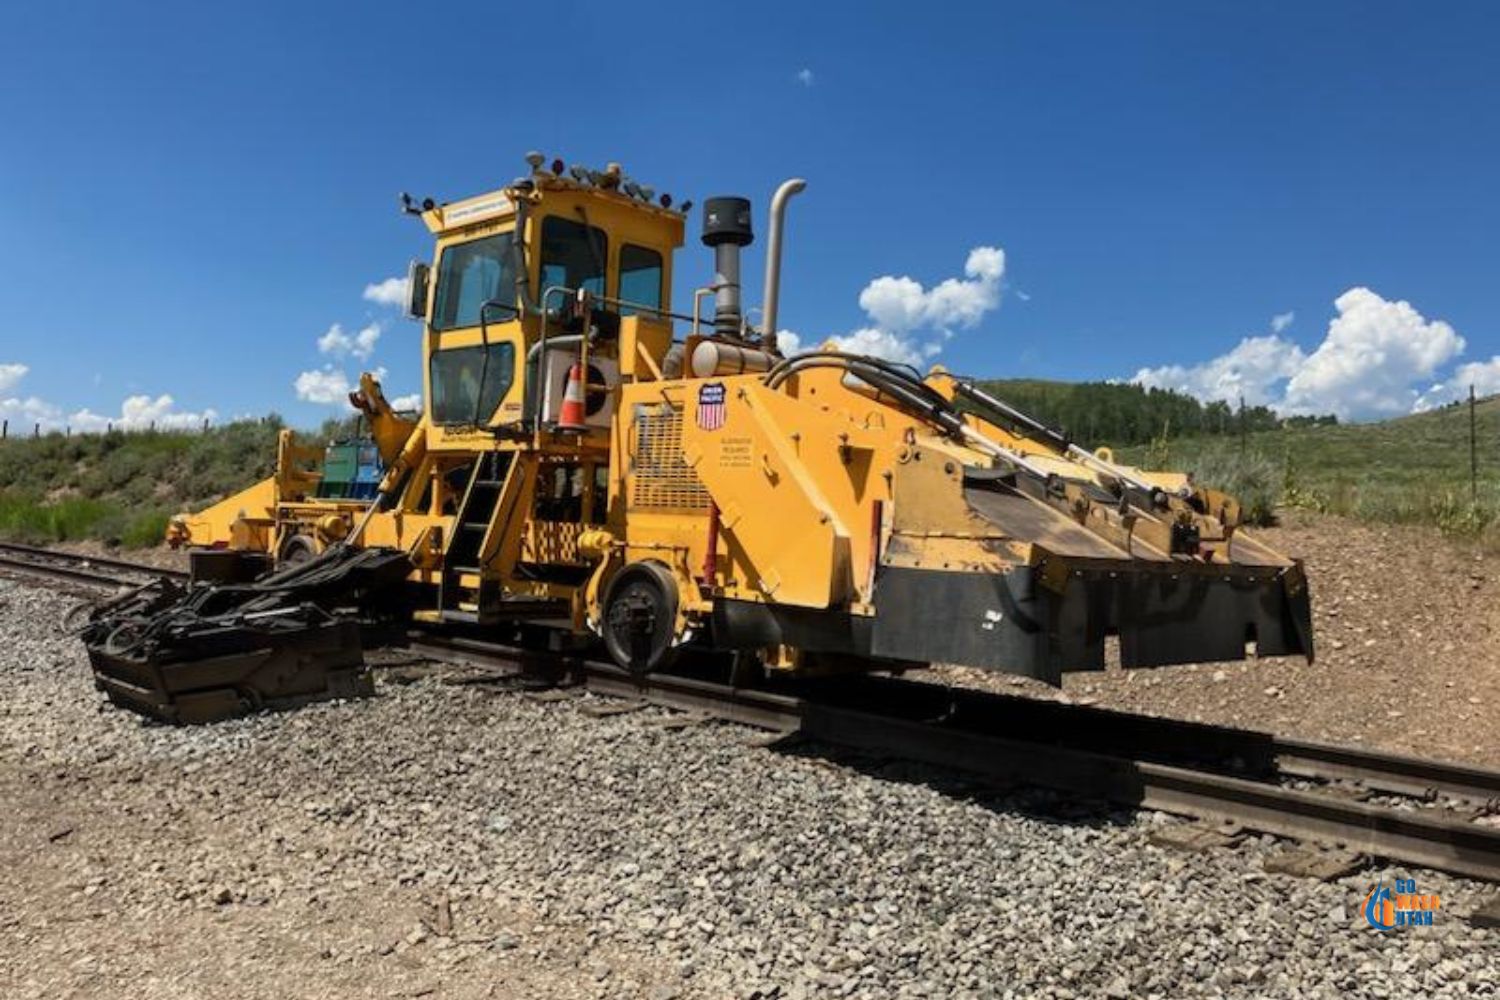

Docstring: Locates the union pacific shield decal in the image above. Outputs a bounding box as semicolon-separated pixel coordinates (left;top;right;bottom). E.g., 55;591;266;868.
697;382;727;430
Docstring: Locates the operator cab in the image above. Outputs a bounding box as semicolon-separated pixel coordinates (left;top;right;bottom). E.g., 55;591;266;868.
407;159;686;438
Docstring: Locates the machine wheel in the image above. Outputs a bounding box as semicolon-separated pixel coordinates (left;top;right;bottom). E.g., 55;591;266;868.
278;534;316;567
601;561;679;675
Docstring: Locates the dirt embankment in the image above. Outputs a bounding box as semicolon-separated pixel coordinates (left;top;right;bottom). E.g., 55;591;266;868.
937;511;1500;766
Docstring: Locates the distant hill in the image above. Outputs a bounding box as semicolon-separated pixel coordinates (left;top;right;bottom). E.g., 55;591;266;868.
970;378;1334;449
0;416;303;546
0;384;1493;548
1114;393;1500;537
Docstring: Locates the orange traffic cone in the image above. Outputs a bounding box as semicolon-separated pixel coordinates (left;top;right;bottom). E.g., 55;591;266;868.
557;361;589;430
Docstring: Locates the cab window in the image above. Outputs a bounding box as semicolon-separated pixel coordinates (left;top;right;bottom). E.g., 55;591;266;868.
619;244;663;316
432;232;517;331
429;343;515;425
539;217;606;300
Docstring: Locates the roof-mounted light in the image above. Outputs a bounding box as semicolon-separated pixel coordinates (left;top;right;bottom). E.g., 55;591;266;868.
524;151;545;171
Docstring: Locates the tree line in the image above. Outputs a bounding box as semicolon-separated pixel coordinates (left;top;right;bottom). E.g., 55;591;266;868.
971;379;1337;447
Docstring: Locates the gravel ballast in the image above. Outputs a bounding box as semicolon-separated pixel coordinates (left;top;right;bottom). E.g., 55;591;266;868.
1;577;1497;999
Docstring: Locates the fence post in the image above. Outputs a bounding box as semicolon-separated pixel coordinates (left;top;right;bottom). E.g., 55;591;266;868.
1;418;6;439
1238;394;1247;456
1470;384;1478;504
33;422;40;438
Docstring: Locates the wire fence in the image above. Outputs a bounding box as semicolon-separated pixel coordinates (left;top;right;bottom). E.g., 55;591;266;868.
0;418;226;439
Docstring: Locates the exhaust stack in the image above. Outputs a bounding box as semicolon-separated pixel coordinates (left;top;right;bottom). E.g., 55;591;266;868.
701;197;754;337
761;178;806;352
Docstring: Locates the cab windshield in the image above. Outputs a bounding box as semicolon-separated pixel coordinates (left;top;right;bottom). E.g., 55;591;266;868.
432;232;517;331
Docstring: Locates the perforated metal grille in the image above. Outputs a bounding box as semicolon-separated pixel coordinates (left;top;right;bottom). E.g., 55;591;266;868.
630;403;710;510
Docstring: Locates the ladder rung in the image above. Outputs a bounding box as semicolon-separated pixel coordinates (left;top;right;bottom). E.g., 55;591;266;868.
462;521;490;531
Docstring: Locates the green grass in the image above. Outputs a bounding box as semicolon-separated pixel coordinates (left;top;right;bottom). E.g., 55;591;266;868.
3;393;1497;548
0;417;301;548
0;493;175;547
1116;395;1500;540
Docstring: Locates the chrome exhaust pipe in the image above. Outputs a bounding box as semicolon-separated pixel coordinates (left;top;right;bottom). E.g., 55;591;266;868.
761;178;806;352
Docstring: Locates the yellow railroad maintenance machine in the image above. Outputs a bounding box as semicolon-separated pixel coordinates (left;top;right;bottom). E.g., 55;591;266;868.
82;153;1313;723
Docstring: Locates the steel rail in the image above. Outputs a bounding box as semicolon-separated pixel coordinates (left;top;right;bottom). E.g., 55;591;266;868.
405;634;1500;881
827;677;1500;808
0;542;188;588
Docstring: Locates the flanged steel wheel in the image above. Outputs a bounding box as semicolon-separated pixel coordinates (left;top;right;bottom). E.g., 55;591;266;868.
601;561;679;675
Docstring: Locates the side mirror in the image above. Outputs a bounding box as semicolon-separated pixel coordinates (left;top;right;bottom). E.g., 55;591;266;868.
405;260;430;321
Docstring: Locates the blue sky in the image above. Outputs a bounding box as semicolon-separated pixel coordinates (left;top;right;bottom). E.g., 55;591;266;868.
2;1;1498;428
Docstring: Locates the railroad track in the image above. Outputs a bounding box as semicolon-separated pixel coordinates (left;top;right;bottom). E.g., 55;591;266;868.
0;541;188;589
410;632;1500;882
7;553;1497;882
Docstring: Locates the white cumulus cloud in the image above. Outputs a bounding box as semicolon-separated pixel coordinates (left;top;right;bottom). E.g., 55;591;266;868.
1270;311;1295;333
1133;334;1306;408
858;246;1005;334
294;367;353;405
779;246;1007;369
796;68;814;87
363;276;410;308
1;365;215;433
317;322;382;361
388;393;422;412
1415;356;1500;411
0;395;63;432
1132;290;1468;421
69;395;218;432
0;363;27;393
1280;288;1463;419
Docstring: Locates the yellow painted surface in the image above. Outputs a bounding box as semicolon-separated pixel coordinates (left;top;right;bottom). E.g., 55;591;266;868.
172;158;1302;674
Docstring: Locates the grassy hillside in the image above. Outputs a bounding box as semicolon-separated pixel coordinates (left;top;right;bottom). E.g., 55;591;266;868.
0;417;298;546
1;388;1495;548
1115;396;1500;539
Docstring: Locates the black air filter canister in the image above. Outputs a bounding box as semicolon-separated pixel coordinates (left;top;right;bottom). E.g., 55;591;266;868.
702;196;754;335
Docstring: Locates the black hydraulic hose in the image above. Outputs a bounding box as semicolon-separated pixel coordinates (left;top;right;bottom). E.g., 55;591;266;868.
765;349;924;389
950;380;1071;452
764;353;968;440
767;352;961;421
765;353;960;419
